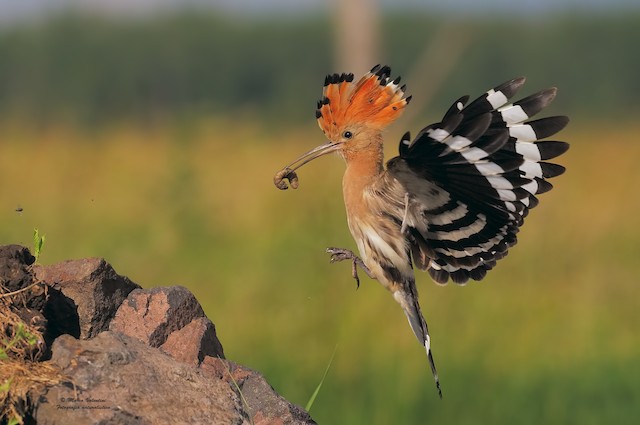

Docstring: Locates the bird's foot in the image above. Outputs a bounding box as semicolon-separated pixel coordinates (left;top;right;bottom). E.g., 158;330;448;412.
326;247;373;289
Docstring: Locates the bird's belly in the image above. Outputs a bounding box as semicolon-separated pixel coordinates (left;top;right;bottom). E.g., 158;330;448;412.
346;214;413;288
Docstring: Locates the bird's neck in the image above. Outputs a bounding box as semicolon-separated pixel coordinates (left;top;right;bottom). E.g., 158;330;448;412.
342;137;385;210
343;138;383;181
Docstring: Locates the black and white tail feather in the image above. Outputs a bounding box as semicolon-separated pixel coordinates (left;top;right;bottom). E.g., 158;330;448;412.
392;77;569;285
394;287;442;398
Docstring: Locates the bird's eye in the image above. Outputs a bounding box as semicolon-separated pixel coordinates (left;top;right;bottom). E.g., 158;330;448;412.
343;131;353;139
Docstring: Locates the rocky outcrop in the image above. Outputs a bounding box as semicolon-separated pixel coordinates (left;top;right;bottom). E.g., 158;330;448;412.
34;332;247;425
0;245;316;425
33;257;141;357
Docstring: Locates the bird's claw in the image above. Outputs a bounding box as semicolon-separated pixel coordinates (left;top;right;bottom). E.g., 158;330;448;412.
327;247;352;263
326;247;372;289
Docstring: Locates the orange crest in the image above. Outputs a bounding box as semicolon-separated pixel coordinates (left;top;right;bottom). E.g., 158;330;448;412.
316;65;411;137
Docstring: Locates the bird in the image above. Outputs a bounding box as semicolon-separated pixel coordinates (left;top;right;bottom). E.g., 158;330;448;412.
273;64;569;398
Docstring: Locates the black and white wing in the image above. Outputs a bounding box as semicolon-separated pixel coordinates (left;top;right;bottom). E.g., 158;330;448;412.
389;77;569;284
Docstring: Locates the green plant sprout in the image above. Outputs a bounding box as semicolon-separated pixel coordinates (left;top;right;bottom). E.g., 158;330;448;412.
0;323;38;361
32;228;45;262
223;362;254;425
305;345;337;413
0;379;11;394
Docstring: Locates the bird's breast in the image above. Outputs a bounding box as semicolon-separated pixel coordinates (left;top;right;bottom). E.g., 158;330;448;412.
342;173;413;289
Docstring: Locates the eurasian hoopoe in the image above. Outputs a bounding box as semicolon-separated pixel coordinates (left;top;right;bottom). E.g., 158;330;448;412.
274;65;569;398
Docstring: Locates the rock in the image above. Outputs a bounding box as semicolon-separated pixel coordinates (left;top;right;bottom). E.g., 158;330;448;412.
200;357;316;425
0;245;316;425
0;244;42;310
109;286;206;348
160;317;225;365
0;244;36;290
35;258;141;340
241;371;316;425
34;332;250;425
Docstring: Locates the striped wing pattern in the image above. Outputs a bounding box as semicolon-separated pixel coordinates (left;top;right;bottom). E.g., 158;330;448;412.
391;77;569;284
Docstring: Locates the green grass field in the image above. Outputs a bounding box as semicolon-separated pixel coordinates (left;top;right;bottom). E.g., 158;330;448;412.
1;118;638;424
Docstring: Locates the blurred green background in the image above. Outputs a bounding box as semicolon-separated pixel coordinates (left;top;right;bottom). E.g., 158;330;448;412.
1;1;639;423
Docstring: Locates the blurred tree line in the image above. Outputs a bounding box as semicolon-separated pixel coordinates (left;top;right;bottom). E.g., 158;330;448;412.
0;11;638;129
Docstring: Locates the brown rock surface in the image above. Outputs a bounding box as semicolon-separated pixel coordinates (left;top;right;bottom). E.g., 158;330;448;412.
160;316;225;365
0;245;36;294
200;357;316;425
35;258;141;340
109;285;206;347
34;332;249;425
0;244;45;315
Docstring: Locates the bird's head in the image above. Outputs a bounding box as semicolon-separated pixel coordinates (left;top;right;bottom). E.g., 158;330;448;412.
316;64;410;153
274;65;410;189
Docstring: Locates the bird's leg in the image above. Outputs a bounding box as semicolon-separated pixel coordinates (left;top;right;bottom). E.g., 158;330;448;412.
400;192;411;235
326;247;374;289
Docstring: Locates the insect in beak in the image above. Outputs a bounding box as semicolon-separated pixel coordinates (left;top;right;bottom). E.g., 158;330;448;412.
273;142;342;190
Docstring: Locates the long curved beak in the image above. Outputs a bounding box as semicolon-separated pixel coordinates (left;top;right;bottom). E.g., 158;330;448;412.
282;142;342;172
273;142;342;190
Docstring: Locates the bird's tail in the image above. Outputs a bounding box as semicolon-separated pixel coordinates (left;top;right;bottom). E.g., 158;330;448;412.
393;288;442;399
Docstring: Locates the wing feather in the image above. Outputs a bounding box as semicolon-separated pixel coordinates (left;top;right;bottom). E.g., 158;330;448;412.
389;78;569;284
